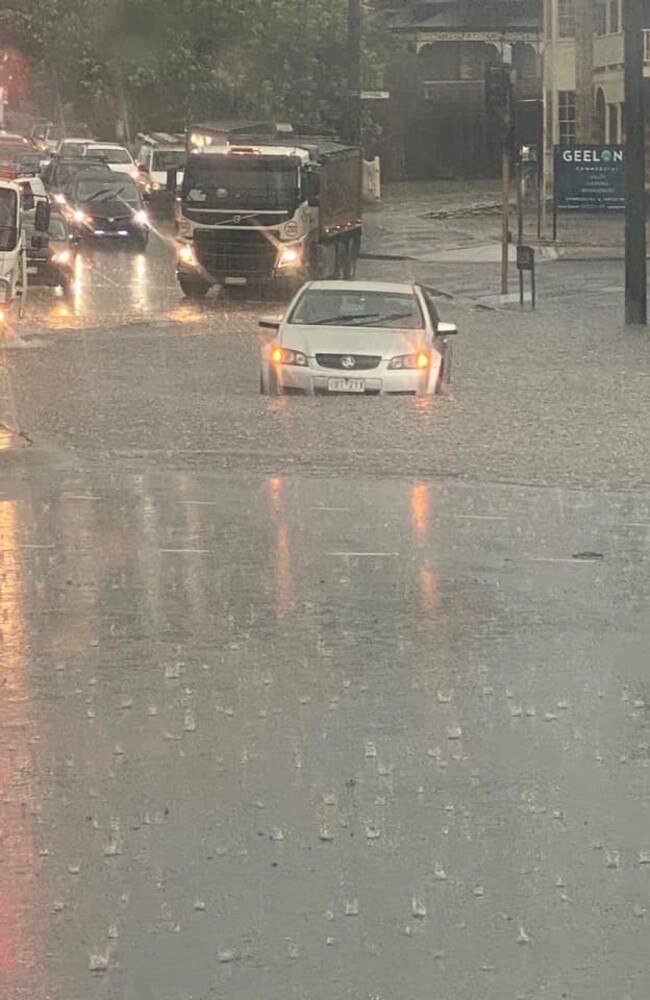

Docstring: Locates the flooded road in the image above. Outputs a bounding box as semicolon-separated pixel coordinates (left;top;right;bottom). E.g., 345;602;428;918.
1;228;650;999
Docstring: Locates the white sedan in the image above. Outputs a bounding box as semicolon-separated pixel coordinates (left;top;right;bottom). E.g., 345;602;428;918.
259;280;457;396
82;143;138;178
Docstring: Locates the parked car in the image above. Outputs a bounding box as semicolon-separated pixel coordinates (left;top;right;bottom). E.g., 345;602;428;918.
259;280;457;397
66;171;150;250
25;210;78;294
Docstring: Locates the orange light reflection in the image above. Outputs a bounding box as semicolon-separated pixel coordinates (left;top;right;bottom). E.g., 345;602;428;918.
267;476;294;618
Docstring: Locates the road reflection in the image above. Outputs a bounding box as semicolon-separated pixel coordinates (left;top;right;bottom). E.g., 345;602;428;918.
0;500;43;996
267;475;294;618
410;483;439;625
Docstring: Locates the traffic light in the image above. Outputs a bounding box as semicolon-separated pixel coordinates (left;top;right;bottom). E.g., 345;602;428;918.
485;63;514;143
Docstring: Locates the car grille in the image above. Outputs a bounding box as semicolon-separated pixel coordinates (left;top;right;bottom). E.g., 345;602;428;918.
92;215;132;231
315;354;381;371
194;228;277;278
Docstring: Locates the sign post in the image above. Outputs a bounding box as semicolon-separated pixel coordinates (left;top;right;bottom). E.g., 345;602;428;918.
516;245;536;309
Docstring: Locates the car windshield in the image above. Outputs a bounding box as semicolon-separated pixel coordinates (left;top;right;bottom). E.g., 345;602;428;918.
152;149;186;171
74;178;139;203
89;147;131;164
0;187;17;250
48;216;68;240
183;157;299;210
289;289;425;329
61;142;88;156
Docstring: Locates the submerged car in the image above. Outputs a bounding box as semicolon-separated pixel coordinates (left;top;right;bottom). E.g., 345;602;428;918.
26;211;78;294
66;172;150;249
259;280;457;397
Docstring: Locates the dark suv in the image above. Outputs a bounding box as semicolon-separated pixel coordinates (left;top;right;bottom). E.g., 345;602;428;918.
66;171;150;250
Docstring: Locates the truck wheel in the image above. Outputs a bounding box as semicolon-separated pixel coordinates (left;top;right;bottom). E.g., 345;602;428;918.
343;236;359;280
334;240;348;279
180;277;210;299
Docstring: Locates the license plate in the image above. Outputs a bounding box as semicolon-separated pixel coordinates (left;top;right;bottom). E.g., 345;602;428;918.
328;378;365;393
27;266;38;274
224;276;247;285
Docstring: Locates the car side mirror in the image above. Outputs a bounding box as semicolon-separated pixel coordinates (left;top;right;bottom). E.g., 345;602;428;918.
259;317;281;331
436;321;458;337
34;199;51;233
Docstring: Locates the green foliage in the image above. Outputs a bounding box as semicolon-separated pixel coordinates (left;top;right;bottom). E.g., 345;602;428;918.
4;0;393;141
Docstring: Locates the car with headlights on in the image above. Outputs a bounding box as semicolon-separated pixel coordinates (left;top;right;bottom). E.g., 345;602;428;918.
66;171;150;250
25;210;78;294
259;280;457;397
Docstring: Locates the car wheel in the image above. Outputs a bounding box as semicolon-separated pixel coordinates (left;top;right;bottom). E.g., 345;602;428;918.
435;345;453;395
132;231;149;252
179;277;210;299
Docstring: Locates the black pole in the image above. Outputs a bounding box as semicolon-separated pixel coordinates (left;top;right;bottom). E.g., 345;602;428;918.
348;0;362;146
624;0;647;326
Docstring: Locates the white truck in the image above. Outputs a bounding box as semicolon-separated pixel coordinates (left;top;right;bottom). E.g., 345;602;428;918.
175;123;362;298
0;176;50;322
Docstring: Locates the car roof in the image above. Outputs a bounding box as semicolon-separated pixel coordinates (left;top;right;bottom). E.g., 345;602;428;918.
85;142;128;149
303;280;420;295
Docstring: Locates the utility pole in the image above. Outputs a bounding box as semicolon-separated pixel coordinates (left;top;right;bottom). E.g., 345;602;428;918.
624;0;647;325
347;0;362;146
575;0;595;142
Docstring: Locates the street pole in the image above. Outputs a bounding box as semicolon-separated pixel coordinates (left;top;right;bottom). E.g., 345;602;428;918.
624;0;647;326
501;144;510;294
348;0;362;146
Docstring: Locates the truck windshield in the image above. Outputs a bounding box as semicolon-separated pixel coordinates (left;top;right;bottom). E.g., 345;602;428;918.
182;158;299;210
152;150;186;172
0;188;17;251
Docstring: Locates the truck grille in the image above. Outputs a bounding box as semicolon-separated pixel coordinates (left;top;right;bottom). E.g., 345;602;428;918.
194;228;277;279
315;354;381;371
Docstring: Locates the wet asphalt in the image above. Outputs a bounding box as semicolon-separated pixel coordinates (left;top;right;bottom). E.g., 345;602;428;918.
1;213;649;1000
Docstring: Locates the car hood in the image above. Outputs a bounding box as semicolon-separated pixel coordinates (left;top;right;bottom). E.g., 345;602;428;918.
79;200;135;217
280;324;427;359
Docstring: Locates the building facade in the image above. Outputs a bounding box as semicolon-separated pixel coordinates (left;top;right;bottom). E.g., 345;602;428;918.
375;1;544;179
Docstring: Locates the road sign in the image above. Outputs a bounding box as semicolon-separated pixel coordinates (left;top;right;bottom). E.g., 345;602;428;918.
554;144;625;212
360;91;390;100
516;245;535;271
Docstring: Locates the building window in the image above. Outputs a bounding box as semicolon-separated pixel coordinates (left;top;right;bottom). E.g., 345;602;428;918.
559;90;577;144
608;0;620;33
608;103;619;142
558;0;575;38
595;2;607;35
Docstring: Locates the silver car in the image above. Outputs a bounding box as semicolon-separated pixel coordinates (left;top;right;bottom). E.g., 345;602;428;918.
259;280;457;396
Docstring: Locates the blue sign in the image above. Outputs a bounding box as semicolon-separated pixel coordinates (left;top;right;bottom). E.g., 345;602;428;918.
554;145;625;212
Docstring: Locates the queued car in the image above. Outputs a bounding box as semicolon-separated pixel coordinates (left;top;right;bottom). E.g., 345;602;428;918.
259;280;457;397
65;171;150;250
25;210;78;295
82;143;138;178
43;156;113;200
56;137;94;158
30;122;93;154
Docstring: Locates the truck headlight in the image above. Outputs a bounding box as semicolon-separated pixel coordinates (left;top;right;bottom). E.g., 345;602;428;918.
52;250;71;264
277;246;301;268
177;243;197;267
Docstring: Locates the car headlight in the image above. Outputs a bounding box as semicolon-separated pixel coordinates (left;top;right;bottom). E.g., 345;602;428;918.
134;209;149;226
271;345;308;367
277;245;301;268
54;193;66;205
52;250;71;265
387;352;430;371
177;243;197;266
73;209;89;224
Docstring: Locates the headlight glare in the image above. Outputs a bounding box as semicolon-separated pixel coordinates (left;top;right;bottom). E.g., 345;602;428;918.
271;345;307;367
387;352;430;371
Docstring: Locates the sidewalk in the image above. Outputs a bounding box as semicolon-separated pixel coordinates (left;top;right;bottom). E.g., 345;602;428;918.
363;179;633;264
